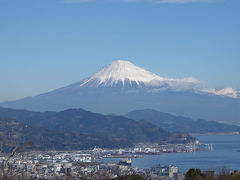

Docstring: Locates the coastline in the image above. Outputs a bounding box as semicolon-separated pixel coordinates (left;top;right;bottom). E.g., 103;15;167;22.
190;132;240;136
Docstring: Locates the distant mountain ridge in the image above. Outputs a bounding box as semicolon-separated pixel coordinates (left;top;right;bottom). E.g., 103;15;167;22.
1;60;240;124
0;107;194;147
126;109;240;134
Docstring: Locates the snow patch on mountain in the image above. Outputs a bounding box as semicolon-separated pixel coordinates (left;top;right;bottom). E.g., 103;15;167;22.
80;60;202;89
77;60;238;99
80;60;162;87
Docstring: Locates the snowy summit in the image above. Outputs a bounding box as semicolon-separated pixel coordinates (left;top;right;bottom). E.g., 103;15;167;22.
78;60;239;98
80;60;163;87
80;60;201;90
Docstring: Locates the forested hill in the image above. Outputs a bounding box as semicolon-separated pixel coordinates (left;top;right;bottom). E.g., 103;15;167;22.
0;107;194;151
0;117;131;152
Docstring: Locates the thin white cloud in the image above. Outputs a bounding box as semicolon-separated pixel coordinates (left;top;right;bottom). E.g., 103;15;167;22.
154;0;213;3
64;0;214;3
201;88;239;99
64;0;92;3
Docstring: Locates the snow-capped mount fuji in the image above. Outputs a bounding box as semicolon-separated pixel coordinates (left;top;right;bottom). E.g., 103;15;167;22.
72;60;203;92
1;60;240;124
80;60;163;88
81;60;162;87
65;60;237;97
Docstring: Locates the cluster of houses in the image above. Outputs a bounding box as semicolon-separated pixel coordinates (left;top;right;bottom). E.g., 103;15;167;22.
0;149;186;180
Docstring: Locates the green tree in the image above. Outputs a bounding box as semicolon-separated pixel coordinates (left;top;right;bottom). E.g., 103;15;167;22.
185;168;205;180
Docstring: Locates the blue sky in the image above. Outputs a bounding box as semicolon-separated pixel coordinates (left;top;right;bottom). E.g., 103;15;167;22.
0;0;240;102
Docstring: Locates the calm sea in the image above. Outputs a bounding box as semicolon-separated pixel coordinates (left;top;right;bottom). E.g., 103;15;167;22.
102;134;240;172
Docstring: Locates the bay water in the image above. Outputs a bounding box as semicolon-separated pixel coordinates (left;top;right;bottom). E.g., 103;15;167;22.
102;134;240;172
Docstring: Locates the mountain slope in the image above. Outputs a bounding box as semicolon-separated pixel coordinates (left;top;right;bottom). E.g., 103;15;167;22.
0;107;194;144
1;60;240;124
0;118;130;153
126;109;240;134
